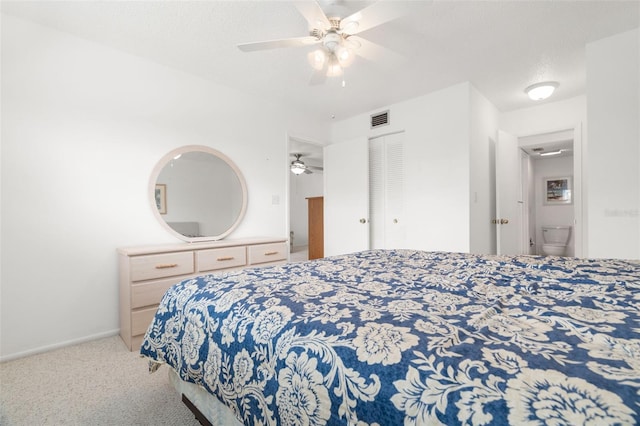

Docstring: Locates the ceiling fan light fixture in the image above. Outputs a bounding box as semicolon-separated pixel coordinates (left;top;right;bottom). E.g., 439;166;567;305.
238;1;408;85
291;164;306;175
525;81;559;101
326;60;343;77
308;49;327;70
291;154;307;175
336;45;354;67
291;160;306;175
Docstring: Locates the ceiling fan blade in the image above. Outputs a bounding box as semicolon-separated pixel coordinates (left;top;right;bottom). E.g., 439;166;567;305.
238;36;319;52
350;36;405;66
293;1;331;31
341;1;410;35
291;152;312;158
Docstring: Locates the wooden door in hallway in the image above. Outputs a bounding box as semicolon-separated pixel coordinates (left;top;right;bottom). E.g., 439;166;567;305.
307;196;324;259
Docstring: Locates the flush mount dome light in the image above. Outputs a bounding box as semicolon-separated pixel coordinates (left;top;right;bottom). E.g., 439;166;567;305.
525;81;559;101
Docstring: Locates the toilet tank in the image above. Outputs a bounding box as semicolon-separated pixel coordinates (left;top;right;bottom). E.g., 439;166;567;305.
542;226;571;245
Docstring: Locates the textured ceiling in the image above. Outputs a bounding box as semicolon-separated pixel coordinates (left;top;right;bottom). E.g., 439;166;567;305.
2;1;639;121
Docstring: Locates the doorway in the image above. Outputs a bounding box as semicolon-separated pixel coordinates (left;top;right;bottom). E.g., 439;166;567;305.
519;129;577;256
288;136;324;262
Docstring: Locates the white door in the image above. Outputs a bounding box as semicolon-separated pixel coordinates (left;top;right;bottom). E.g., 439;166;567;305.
369;132;405;249
496;130;523;255
324;137;370;256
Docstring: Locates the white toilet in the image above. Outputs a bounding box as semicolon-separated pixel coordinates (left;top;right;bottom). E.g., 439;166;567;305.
541;226;572;256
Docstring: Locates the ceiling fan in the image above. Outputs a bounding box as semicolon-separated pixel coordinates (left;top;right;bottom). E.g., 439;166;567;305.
290;153;322;175
237;1;407;84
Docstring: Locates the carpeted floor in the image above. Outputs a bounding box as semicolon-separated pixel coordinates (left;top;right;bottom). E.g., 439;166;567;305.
0;335;200;425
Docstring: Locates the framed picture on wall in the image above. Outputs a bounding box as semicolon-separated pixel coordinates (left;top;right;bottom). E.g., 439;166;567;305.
155;184;167;214
544;176;572;205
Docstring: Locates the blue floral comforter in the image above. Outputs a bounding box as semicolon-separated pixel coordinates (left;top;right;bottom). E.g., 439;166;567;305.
141;249;640;425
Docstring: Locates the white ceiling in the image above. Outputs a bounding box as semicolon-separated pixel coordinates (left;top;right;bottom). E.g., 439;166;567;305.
2;0;639;122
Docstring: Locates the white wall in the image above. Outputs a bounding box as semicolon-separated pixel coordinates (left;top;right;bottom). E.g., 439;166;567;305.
500;96;587;138
470;86;500;254
586;28;640;259
330;82;497;253
289;172;323;249
0;15;329;360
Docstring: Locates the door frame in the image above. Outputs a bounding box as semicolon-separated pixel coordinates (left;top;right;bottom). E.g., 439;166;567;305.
515;123;584;257
286;133;327;258
520;149;532;254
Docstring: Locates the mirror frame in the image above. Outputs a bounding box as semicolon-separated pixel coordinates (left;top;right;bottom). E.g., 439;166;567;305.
149;145;248;242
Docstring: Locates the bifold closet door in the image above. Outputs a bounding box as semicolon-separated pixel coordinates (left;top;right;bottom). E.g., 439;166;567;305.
369;132;405;249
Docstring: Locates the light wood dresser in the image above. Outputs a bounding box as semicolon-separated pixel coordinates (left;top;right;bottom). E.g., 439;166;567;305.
118;237;288;351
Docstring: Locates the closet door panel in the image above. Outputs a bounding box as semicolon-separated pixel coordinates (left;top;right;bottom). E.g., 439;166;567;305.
385;133;405;249
369;133;405;250
369;138;385;249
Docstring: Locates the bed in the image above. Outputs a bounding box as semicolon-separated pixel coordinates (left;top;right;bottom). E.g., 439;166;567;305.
140;249;640;425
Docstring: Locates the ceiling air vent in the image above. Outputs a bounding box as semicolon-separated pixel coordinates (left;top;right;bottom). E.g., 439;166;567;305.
371;110;390;129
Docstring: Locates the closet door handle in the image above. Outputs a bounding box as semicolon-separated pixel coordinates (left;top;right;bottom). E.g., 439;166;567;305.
359;218;367;224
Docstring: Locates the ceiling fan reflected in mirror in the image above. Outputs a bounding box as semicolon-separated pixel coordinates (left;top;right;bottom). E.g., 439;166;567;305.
237;1;408;84
290;153;322;175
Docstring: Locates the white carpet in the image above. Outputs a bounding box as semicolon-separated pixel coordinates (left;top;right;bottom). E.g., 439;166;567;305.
0;335;200;425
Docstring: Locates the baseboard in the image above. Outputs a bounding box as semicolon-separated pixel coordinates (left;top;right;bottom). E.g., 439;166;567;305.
0;329;120;362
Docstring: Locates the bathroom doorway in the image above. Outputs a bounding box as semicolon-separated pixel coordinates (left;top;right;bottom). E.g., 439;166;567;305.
519;129;577;256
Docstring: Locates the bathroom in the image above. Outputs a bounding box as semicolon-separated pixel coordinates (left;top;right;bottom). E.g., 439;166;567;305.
520;130;575;257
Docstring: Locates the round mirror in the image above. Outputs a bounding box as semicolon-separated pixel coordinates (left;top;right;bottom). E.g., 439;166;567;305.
149;145;247;242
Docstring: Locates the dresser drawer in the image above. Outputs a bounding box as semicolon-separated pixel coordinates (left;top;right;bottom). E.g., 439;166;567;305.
130;252;194;282
197;246;247;272
131;306;158;336
248;242;288;265
131;276;185;309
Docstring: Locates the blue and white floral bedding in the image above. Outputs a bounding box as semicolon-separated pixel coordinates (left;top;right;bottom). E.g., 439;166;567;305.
140;249;640;425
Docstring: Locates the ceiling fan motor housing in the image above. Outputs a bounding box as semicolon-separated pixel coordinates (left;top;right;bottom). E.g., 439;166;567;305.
323;31;342;52
328;18;341;30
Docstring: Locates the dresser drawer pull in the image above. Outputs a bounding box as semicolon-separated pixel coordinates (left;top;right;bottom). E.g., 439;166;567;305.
264;251;279;256
216;256;235;261
155;263;178;269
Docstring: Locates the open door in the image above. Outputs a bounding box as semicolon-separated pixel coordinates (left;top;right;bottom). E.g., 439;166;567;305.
324;137;369;256
496;131;523;255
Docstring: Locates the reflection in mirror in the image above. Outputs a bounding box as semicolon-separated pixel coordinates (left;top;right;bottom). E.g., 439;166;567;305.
149;145;247;242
